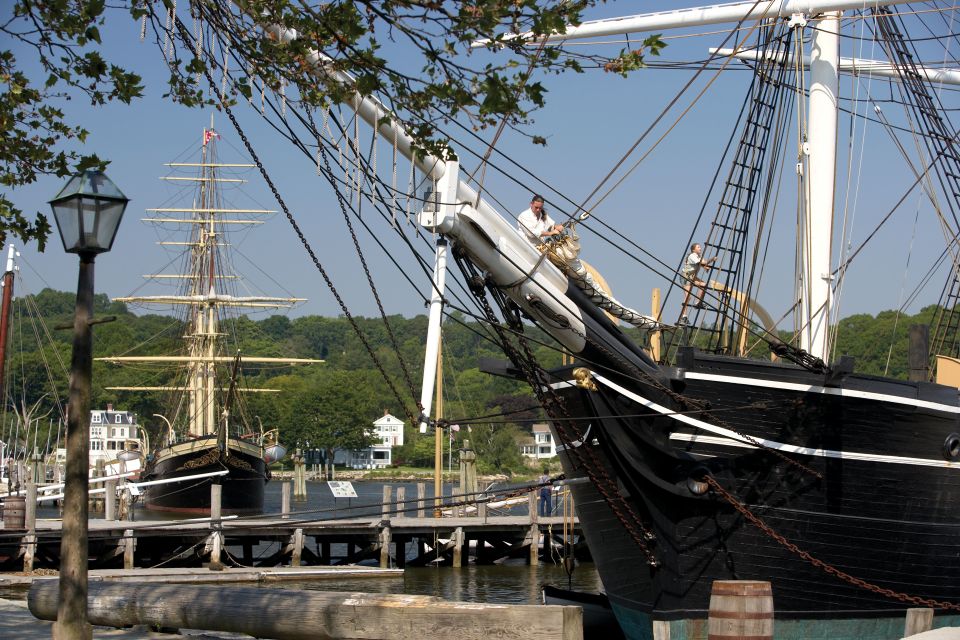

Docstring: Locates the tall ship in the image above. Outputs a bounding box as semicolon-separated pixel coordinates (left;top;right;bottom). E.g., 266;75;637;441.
145;1;960;636
99;124;318;514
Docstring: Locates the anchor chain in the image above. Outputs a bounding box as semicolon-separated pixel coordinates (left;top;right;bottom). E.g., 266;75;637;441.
459;257;660;566
705;474;960;611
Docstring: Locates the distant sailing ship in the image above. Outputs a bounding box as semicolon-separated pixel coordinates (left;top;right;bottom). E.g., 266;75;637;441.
99;123;319;514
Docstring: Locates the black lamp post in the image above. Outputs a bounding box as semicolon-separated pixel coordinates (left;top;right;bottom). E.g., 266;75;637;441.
48;170;127;640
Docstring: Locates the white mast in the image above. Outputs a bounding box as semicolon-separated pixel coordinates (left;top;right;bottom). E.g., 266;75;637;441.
480;0;918;46
802;12;840;361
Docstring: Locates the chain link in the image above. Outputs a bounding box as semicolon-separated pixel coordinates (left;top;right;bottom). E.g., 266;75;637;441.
458;258;659;566
705;474;960;611
307;108;421;403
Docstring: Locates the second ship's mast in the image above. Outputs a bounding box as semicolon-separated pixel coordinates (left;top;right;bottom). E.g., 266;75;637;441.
100;125;320;443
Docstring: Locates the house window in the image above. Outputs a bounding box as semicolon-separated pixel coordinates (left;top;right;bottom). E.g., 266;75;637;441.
91;413;102;424
373;450;388;460
115;414;123;423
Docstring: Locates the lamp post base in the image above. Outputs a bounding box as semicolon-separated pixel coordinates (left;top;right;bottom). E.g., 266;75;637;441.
52;619;93;640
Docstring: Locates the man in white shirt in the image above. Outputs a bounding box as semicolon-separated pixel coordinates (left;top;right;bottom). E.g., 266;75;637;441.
679;242;716;324
517;195;563;244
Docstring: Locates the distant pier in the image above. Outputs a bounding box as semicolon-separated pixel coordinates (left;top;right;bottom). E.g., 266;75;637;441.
0;482;584;573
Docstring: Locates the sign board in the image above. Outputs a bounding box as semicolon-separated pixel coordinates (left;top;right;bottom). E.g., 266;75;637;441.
327;480;358;499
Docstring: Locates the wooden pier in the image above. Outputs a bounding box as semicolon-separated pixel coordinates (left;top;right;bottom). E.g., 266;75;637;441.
0;483;584;573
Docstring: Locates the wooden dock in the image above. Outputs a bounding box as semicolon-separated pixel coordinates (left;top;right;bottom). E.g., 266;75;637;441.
0;485;584;573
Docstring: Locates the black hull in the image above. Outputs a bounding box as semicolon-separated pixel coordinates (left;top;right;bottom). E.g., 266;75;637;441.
549;339;960;636
142;437;268;515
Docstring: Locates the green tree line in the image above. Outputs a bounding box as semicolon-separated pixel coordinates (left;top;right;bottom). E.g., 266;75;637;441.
1;288;943;475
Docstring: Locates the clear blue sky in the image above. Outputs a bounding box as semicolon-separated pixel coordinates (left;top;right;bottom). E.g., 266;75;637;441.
6;2;957;328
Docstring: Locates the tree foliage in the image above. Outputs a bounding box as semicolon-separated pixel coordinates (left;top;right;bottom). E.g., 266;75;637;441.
1;0;663;249
0;287;946;473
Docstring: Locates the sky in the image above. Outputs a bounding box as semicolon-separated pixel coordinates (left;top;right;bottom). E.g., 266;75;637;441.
5;1;959;329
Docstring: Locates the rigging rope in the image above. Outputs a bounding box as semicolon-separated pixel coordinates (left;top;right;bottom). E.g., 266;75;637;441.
171;13;421;427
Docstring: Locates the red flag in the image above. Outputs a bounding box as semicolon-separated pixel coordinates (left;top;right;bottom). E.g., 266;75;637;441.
203;129;220;146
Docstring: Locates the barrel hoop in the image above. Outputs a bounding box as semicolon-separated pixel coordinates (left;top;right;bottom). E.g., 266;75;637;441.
707;610;774;619
710;583;772;596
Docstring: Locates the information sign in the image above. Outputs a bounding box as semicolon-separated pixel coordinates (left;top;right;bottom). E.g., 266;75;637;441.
327;480;358;499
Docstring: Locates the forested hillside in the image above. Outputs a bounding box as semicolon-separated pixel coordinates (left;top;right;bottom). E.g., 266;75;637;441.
2;288;941;475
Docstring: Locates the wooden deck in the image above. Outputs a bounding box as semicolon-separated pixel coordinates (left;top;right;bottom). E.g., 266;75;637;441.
0;488;584;573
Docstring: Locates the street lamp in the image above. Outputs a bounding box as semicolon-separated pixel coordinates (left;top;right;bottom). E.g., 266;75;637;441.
49;169;127;640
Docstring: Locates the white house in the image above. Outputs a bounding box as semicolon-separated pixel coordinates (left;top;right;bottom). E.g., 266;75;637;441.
337;411;405;469
521;423;556;459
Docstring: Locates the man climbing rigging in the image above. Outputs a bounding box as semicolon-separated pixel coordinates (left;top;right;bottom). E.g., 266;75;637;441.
678;242;716;325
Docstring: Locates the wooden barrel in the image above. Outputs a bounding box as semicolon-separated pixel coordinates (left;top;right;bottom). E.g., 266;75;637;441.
2;496;26;530
708;580;773;640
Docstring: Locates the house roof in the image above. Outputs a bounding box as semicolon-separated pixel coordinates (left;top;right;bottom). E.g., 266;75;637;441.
532;423;550;434
373;413;404;427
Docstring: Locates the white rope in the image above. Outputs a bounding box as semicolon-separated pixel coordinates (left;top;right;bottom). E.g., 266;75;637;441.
220;44;230;102
193;13;202;87
370;108;378;213
392;125;399;229
164;1;176;59
406;163;415;226
354;108;361;206
318;108;329;177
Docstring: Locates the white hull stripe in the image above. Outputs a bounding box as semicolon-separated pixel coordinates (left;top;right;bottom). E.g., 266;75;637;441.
684;371;960;415
553;374;959;470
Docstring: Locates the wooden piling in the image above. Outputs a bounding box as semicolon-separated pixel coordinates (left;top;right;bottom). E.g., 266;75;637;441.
379;526;392;568
29;582;584;640
529;491;538;523
291;528;304;568
121;487;134;521
21;483;37;571
396;486;405;518
105;479;117;520
904;608;933;636
123;529;135;570
417;482;425;518
382;485;392;519
209;484;223;570
529;523;539;566
452;527;464;568
281;481;291;519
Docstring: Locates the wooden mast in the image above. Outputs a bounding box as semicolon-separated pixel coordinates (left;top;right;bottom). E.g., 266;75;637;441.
0;244;16;409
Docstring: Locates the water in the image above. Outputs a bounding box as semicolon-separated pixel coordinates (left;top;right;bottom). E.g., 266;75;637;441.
24;479;605;607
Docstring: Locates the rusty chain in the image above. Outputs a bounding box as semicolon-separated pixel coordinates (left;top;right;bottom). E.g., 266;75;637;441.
305;108;421;402
460;262;659;566
705;474;960;611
